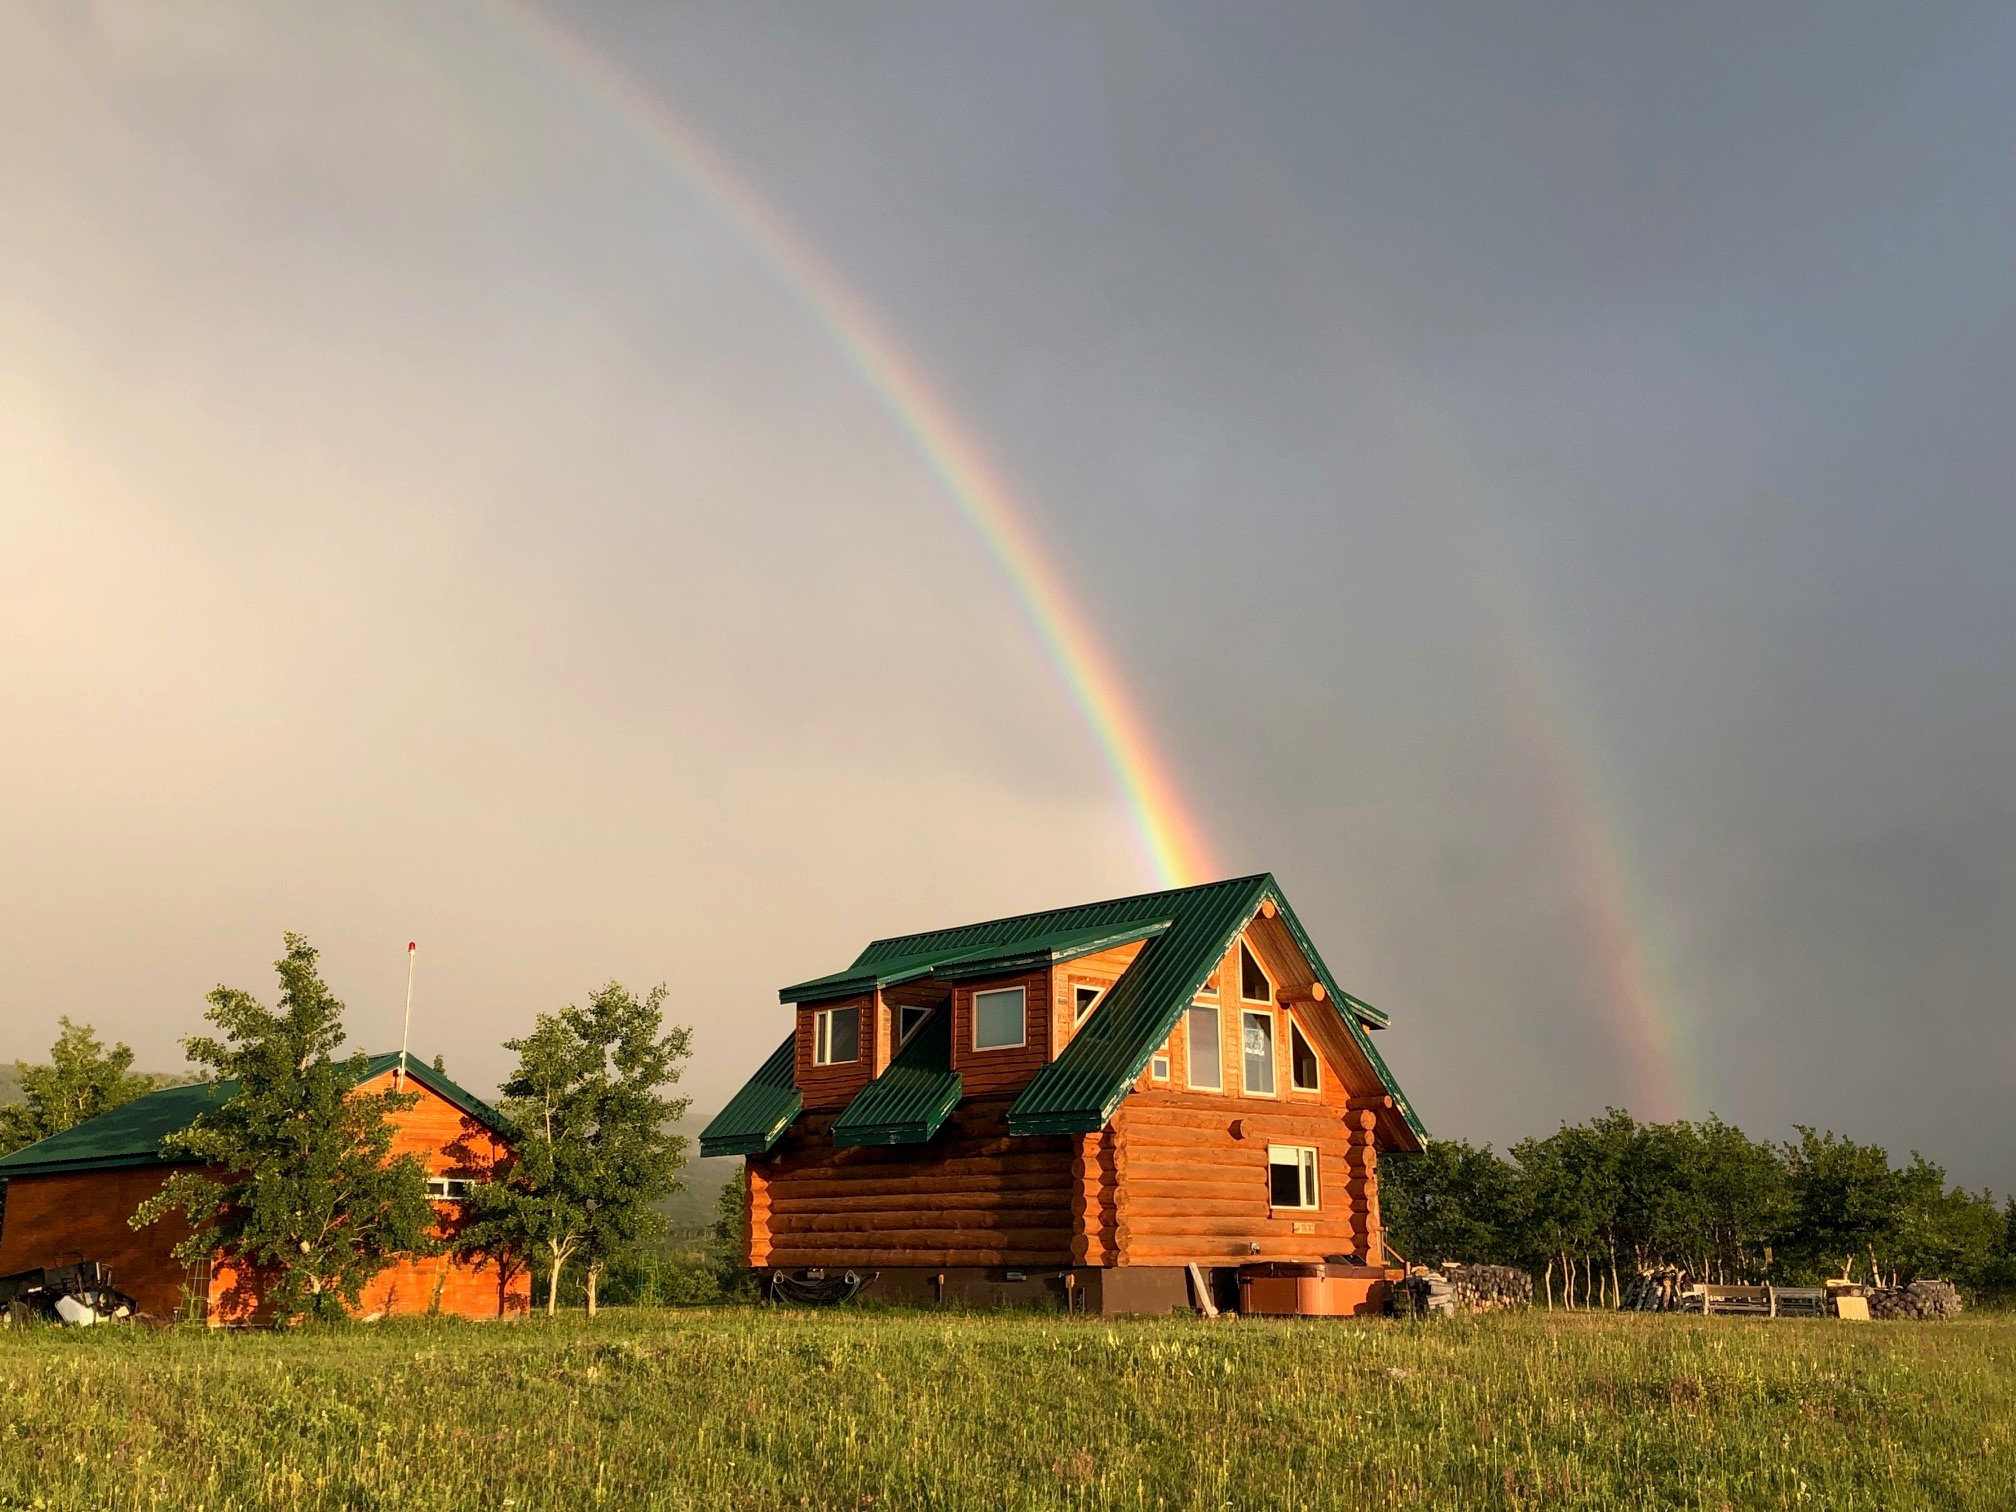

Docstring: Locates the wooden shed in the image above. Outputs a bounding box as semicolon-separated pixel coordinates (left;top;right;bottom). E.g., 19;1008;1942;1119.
0;1053;531;1323
701;874;1427;1314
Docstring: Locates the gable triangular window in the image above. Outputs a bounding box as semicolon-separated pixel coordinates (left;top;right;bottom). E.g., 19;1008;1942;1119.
1239;942;1272;1003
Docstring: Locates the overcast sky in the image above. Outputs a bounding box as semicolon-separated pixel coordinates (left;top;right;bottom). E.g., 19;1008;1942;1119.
3;2;2011;1189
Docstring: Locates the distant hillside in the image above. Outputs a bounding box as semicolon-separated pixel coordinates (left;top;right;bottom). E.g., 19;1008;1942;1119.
658;1108;738;1236
0;1064;20;1105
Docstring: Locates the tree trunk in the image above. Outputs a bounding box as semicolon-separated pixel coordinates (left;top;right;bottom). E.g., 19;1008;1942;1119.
547;1248;565;1317
1543;1257;1555;1310
586;1261;601;1319
1607;1242;1621;1311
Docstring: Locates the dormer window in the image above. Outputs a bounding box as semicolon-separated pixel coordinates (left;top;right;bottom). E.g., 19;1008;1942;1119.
814;1005;860;1066
972;987;1027;1051
1073;985;1102;1024
897;1003;933;1046
1239;943;1272;1003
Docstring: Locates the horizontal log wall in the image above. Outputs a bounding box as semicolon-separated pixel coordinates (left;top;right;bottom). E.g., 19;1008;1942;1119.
1110;1092;1379;1265
750;1099;1076;1269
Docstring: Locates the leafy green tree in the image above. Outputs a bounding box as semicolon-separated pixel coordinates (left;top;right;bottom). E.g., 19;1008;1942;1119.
1781;1127;1905;1284
1379;1139;1523;1268
0;1018;161;1156
461;981;691;1317
131;933;435;1324
575;983;691;1316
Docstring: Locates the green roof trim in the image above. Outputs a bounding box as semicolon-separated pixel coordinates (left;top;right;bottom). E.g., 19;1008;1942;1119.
0;1052;507;1178
832;1007;962;1148
698;1035;802;1157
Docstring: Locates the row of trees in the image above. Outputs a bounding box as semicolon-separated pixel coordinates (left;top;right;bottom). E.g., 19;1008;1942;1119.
1380;1108;2016;1305
1;934;693;1324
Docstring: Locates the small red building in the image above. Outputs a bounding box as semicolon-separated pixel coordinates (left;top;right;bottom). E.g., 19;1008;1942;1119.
702;874;1427;1314
0;1053;530;1323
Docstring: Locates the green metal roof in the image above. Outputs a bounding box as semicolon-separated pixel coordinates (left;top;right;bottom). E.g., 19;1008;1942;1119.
0;1053;506;1178
698;1035;802;1157
1003;875;1426;1142
778;919;1173;1003
831;1006;962;1148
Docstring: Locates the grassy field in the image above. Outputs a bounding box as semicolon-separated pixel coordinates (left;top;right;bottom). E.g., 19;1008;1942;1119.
2;1308;2014;1511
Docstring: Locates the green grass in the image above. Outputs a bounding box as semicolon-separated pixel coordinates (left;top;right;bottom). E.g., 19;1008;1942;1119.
3;1308;2015;1510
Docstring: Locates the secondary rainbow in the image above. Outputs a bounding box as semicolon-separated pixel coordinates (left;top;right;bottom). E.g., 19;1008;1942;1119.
476;0;1213;890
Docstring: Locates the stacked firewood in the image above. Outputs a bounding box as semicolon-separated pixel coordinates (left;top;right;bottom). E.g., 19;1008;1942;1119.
1621;1268;1690;1311
1867;1280;1962;1320
1406;1263;1533;1316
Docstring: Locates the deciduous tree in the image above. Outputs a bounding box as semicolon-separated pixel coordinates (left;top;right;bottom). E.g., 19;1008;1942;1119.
131;934;435;1324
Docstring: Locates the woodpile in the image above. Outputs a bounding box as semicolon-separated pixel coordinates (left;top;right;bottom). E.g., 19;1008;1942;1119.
1406;1263;1533;1316
1867;1280;1962;1320
1621;1268;1690;1311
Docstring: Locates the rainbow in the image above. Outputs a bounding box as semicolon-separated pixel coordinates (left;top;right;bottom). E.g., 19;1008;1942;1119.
464;2;1697;1117
473;0;1213;891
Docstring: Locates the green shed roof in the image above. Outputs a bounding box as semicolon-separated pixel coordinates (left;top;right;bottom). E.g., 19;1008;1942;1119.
831;1007;961;1148
778;919;1174;1003
698;1035;802;1157
0;1053;505;1178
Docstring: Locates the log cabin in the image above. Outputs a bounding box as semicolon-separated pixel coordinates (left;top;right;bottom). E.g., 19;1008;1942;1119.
701;874;1426;1315
0;1052;531;1323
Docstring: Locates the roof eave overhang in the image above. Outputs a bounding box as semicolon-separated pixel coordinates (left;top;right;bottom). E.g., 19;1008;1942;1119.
699;1092;802;1159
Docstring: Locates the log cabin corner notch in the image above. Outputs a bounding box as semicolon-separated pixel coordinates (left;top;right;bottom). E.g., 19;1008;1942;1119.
700;873;1426;1314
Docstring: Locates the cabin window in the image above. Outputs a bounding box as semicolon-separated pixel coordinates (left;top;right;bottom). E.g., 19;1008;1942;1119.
973;987;1027;1051
814;1005;860;1066
1074;985;1103;1024
897;1003;933;1046
1289;1019;1321;1092
1241;1011;1276;1096
425;1177;473;1201
1150;1038;1171;1082
1186;1004;1222;1091
1268;1145;1319;1210
1240;942;1272;1003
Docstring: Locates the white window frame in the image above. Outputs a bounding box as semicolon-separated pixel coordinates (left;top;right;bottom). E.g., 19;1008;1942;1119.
814;1004;860;1066
896;1003;934;1046
971;986;1027;1052
1267;1145;1320;1211
1239;941;1273;1004
1150;1039;1171;1082
1241;1009;1277;1097
1073;984;1104;1024
425;1177;473;1202
1288;1016;1321;1093
1185;1003;1222;1091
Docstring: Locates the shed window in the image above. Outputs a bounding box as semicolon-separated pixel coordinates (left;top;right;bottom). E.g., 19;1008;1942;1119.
1242;1011;1276;1096
897;1003;933;1046
973;987;1027;1051
1289;1019;1321;1092
1150;1038;1171;1082
1074;985;1103;1024
425;1177;473;1201
1186;1004;1222;1091
1239;942;1272;1003
1268;1145;1319;1210
814;1005;859;1066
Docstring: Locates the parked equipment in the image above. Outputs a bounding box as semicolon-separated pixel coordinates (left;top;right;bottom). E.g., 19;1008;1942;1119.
0;1261;138;1325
